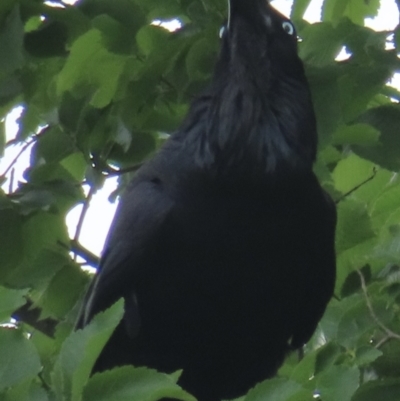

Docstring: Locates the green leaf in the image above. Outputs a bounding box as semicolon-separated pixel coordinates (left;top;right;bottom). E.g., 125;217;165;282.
244;378;303;401
337;297;391;348
52;299;124;401
141;102;186;132
315;365;359;401
1;380;50;401
372;341;400;378
186;38;215;81
322;0;379;25
370;183;400;230
335;199;375;253
0;328;41;392
352;379;400;401
24;16;42;33
33;126;75;164
315;342;342;374
35;262;89;320
0;1;18;20
22;212;69;264
306;65;342;144
335;239;376;293
332;124;380;146
0;6;24;76
83;366;195;401
374;210;400;262
291;0;313;20
354;346;382;366
146;0;184;20
17;189;56;214
24;21;68;58
0;286;28;323
356;105;400;171
186;2;208;24
344;0;380;25
289;350;317;384
334;167;393;209
114;119;132;152
299;22;342;67
57;29;128;108
314;297;354;343
341;265;371;298
332;153;376;194
60;153;87;182
27;383;49;401
136;25;169;56
92;14;133;54
0;378;31;401
0;75;22;106
79;0;146;36
30;330;57;382
109;130;156;166
338;65;392;123
0;208;23;283
5;247;69;291
27;162;81;188
15;104;42;141
322;0;348;24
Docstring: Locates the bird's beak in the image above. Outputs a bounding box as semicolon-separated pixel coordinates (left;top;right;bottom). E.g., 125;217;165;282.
227;0;269;30
227;0;231;29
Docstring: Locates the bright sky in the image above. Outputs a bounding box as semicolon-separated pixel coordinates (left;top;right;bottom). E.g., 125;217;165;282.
1;0;398;256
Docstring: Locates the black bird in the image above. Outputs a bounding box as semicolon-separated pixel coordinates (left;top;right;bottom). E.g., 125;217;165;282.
77;1;336;400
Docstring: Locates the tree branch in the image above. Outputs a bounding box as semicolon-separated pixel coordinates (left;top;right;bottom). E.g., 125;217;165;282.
357;269;400;347
104;163;143;176
57;240;100;268
0;138;36;179
72;186;95;262
70;239;100;268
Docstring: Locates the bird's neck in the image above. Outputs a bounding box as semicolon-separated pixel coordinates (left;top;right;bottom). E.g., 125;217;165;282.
190;79;317;180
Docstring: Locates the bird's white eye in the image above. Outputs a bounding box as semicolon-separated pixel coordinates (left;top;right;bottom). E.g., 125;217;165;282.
282;21;295;35
219;26;226;38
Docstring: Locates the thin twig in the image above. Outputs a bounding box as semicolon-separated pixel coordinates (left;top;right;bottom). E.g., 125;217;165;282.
8;168;14;193
375;336;391;349
38;372;51;391
70;239;100;268
160;76;178;93
73;186;95;260
357;269;400;347
335;168;377;204
57;240;99;268
200;0;209;12
0;138;35;178
105;163;143;176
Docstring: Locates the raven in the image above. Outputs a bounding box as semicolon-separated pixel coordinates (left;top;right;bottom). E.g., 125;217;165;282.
77;1;336;400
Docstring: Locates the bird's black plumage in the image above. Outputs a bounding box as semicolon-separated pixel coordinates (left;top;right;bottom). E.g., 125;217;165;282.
77;1;336;400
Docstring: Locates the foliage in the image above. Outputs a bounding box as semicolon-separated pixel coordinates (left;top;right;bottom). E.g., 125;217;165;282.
0;0;400;399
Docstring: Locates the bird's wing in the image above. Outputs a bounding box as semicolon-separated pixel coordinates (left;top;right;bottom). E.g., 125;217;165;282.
77;174;174;331
290;189;337;348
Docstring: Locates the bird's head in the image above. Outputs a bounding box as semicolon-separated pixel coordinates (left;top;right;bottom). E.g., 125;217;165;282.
218;0;301;86
198;0;318;178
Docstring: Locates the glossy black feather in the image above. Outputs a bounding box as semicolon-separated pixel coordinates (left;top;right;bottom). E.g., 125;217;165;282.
77;2;336;400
